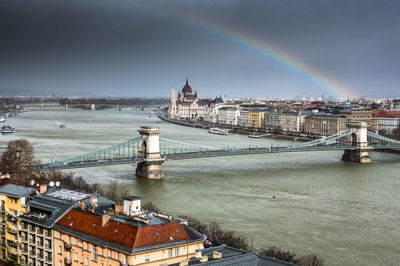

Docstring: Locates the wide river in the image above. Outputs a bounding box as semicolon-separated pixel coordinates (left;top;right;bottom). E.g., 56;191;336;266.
1;109;399;265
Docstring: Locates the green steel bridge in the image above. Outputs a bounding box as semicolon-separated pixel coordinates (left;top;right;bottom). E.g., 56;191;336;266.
38;129;400;171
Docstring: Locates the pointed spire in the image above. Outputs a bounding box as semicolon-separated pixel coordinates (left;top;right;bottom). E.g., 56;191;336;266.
186;75;189;86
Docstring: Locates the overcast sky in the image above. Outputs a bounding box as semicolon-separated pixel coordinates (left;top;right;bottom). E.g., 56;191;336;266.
0;0;399;98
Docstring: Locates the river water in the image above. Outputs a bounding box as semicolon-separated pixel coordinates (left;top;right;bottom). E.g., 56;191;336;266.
1;109;399;265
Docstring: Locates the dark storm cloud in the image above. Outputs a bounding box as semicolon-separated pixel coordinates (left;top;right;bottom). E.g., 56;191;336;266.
0;0;399;98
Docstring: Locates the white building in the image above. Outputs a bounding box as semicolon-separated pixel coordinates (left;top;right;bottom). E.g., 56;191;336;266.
217;107;240;125
239;109;250;127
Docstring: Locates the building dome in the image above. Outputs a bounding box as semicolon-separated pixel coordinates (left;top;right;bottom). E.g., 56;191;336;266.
182;78;193;94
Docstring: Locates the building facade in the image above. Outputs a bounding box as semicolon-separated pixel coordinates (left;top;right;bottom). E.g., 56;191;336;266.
249;110;266;128
217;108;240;126
305;114;347;136
0;180;37;265
53;196;205;266
238;109;250;127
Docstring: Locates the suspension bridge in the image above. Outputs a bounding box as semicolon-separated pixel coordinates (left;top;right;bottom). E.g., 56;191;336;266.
38;122;400;178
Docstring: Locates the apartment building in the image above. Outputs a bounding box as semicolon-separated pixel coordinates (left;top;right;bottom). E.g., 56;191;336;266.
53;196;205;266
0;183;36;264
19;189;97;266
238;109;250;127
340;109;377;133
249;110;266;128
217;107;240;125
305;114;347;136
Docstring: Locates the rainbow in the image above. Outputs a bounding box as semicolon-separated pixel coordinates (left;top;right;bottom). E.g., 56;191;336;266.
134;4;358;99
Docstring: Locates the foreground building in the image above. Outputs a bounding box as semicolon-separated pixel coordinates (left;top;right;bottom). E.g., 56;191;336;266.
53;196;205;266
195;244;295;265
19;189;98;266
0;182;37;264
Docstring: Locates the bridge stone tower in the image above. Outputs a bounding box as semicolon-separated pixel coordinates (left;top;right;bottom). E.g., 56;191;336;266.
342;121;371;163
135;126;165;179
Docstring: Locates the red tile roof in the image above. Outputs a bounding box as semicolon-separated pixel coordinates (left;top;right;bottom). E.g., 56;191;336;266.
55;209;200;250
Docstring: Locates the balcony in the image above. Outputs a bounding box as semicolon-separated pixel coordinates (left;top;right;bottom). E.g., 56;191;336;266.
37;241;44;247
7;239;18;247
45;256;52;263
21;235;27;242
7;227;18;234
64;241;72;251
37;228;44;235
29;250;36;256
21;246;28;254
37;253;44;260
44;231;52;238
64;258;72;265
44;243;51;250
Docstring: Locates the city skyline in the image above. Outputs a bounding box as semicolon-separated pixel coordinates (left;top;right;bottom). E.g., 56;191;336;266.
1;0;399;98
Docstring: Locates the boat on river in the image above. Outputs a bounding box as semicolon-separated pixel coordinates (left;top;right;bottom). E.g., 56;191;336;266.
208;127;229;135
248;134;261;138
1;125;15;134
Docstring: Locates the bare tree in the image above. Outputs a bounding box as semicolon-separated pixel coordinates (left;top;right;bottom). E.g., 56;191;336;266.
142;202;161;213
102;180;129;202
259;246;298;264
298;254;324;266
0;139;35;179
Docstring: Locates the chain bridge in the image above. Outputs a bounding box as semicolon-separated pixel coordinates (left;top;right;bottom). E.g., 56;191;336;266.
38;122;400;178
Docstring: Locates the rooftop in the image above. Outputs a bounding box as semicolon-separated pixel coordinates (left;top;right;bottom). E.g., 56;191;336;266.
0;183;36;198
198;245;296;266
46;189;89;201
54;209;204;253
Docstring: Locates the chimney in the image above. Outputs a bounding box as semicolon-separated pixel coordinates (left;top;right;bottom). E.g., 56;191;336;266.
179;260;188;266
107;208;114;215
78;201;85;210
199;257;208;263
195;250;202;258
89;195;98;207
212;251;222;260
101;214;110;227
39;184;48;194
114;203;123;216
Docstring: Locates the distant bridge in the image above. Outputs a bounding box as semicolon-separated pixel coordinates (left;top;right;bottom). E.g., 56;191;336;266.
38;122;400;179
11;103;161;111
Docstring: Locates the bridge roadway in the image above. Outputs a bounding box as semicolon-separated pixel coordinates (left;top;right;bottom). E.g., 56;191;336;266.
10;103;161;110
38;143;400;171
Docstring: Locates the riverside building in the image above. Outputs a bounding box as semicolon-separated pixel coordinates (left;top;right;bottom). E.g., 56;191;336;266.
304;114;347;136
168;78;206;120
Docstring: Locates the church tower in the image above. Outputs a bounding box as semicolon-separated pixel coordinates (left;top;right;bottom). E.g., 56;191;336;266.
168;88;177;118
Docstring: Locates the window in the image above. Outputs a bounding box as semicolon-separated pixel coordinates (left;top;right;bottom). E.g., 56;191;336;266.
145;255;150;262
58;245;62;254
75;238;78;246
85;257;89;266
75;252;78;261
175;248;179;256
93;245;97;262
59;260;62;266
168;248;173;257
68;236;71;245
